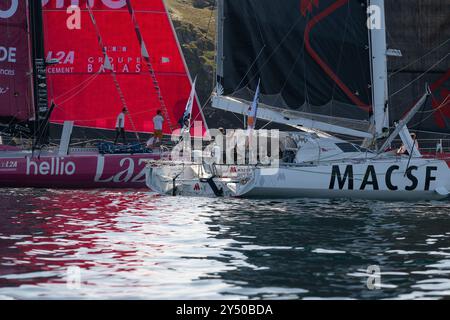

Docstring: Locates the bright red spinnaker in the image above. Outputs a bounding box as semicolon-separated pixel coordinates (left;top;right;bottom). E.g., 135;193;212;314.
42;0;205;134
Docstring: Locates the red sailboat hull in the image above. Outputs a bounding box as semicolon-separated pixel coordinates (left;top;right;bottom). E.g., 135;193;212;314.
0;0;204;190
0;151;157;189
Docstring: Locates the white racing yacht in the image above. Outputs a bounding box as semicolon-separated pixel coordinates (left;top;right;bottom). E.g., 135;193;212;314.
146;0;450;200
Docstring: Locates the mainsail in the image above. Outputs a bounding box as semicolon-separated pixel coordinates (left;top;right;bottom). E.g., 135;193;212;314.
0;0;34;122
42;0;205;135
386;0;449;137
216;0;372;124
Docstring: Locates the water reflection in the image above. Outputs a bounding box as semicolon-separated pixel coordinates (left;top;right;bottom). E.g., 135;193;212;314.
0;189;449;299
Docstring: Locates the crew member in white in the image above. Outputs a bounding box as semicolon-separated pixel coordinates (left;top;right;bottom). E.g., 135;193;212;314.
114;107;127;144
148;110;165;148
397;133;419;155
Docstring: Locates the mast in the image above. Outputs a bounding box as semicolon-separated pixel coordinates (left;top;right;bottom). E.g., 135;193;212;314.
216;0;224;91
368;0;389;139
29;0;49;145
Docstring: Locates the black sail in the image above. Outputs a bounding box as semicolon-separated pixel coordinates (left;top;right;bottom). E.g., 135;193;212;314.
217;0;372;121
386;0;449;137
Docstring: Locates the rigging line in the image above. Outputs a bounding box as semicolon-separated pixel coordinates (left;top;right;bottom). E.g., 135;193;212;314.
185;2;217;130
389;53;449;98
40;7;56;104
231;12;303;96
238;16;304;93
51;109;149;123
190;93;212;124
55;75;100;107
269;5;319;110
228;0;268;94
252;3;267;49
388;38;450;78
190;93;245;129
52;72;101;104
301;7;315;113
86;4;140;142
349;4;372;110
124;0;175;132
390;83;449;120
230;46;266;96
415;94;450;114
189;90;246;132
271;48;303;108
408;96;450;129
259;118;274;130
202;2;216;41
331;1;350;105
411;129;450;136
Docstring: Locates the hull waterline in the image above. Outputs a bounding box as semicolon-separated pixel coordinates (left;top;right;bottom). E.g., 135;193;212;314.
146;158;450;201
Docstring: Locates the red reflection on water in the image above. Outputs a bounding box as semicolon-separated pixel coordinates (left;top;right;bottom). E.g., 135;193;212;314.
0;190;156;287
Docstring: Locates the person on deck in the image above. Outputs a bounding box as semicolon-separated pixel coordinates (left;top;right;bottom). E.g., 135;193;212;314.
150;110;164;148
114;107;127;144
178;114;190;130
397;133;420;155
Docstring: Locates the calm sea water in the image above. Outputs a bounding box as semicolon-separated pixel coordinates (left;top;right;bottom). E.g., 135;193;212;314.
0;188;449;300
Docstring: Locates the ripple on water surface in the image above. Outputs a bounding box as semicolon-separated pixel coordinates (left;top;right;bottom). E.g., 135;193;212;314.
0;189;449;299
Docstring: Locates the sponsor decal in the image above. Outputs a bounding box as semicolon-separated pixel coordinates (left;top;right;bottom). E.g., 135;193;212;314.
46;51;75;65
45;49;142;74
46;51;76;74
87;54;142;74
329;165;438;191
41;0;126;10
300;0;319;16
194;183;201;191
0;68;15;76
0;160;18;170
2;156;150;186
94;157;147;184
26;157;76;176
0;0;18;19
0;47;17;63
0;87;9;94
0;47;17;76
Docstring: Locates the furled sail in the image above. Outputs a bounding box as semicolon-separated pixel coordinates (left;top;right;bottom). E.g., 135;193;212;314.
217;0;372;123
42;0;205;135
386;0;449;137
0;0;34;122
